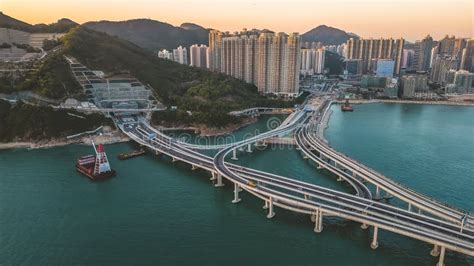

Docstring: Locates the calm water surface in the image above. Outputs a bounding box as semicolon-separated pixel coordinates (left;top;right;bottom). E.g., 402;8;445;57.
0;105;472;265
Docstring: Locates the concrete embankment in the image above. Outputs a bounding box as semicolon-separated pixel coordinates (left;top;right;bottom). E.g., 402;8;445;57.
335;99;474;107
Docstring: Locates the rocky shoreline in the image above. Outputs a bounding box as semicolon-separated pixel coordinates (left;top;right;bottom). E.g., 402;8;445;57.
0;130;130;150
0;116;259;150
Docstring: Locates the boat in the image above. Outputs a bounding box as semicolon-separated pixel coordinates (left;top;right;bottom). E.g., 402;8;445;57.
76;141;116;180
118;148;146;160
341;99;354;112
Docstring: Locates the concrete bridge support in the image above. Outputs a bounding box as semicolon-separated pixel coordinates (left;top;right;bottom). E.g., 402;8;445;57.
371;226;379;249
263;200;269;210
247;144;252;153
231;149;238;161
437;247;446;266
215;174;224;187
210;171;217;181
430;244;440;257
191;165;197;171
313;210;323;233
408;203;412;212
232;183;241;203
266;197;275;219
172;157;178;163
375;186;381;200
155;150;161;155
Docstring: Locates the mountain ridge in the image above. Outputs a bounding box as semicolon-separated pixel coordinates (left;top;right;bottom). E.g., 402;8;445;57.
302;25;358;45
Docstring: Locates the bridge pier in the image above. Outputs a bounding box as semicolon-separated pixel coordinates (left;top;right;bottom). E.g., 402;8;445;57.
336;176;343;182
210;171;217;181
172;157;178;163
374;186;381;200
232;183;241;203
408;203;412;212
430;244;440;257
371;226;379;249
214;174;224;187
263;200;269;209
246;144;252;153
266;197;275;219
437;247;446;266
155;150;161;155
360;223;369;229
313;209;323;233
231;149;238;161
191;165;197;171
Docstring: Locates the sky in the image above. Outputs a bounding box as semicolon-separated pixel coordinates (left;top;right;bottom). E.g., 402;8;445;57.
2;0;473;41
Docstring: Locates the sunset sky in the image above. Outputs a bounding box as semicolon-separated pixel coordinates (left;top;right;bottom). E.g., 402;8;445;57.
2;0;473;41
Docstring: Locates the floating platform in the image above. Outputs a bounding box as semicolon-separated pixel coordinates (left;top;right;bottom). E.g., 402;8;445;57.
76;142;116;181
118;148;146;160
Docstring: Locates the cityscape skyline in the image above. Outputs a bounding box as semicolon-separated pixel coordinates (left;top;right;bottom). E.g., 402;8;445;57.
3;0;473;42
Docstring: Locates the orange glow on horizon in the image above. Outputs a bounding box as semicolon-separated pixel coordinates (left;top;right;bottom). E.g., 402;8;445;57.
2;0;473;41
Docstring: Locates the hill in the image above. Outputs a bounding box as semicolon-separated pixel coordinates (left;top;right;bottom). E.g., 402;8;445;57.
62;27;297;127
0;12;77;33
0;12;33;31
0;100;109;142
302;25;357;45
83;19;209;51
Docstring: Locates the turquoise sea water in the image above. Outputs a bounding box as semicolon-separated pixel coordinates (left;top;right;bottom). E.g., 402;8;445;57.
0;105;472;265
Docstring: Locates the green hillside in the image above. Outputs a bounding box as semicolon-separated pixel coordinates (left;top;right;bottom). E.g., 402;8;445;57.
62;27;298;127
84;19;208;50
0;100;109;142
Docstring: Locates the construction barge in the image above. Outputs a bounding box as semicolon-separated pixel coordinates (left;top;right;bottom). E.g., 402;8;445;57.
341;99;354;112
118;148;146;160
76;141;116;180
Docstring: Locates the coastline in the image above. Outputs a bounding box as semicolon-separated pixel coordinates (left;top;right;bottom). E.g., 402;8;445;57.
336;98;474;107
0;116;260;150
153;116;259;137
0;130;130;150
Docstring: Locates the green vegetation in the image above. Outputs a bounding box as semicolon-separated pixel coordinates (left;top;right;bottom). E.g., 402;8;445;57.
0;42;11;49
42;39;62;51
13;43;41;53
0;12;77;33
21;53;82;99
63;27;300;127
0;53;82;99
0;100;111;142
84;19;208;51
325;51;344;75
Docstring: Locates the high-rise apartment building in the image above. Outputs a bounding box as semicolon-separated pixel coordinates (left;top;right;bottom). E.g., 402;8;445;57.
157;49;173;61
460;39;474;72
209;29;301;96
375;59;395;78
209;30;224;71
430;55;459;85
401;75;429;98
346;37;404;75
190;44;209;68
300;48;325;75
452;70;474;93
413;35;434;72
172;46;188;65
402;49;415;69
438;35;456;56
